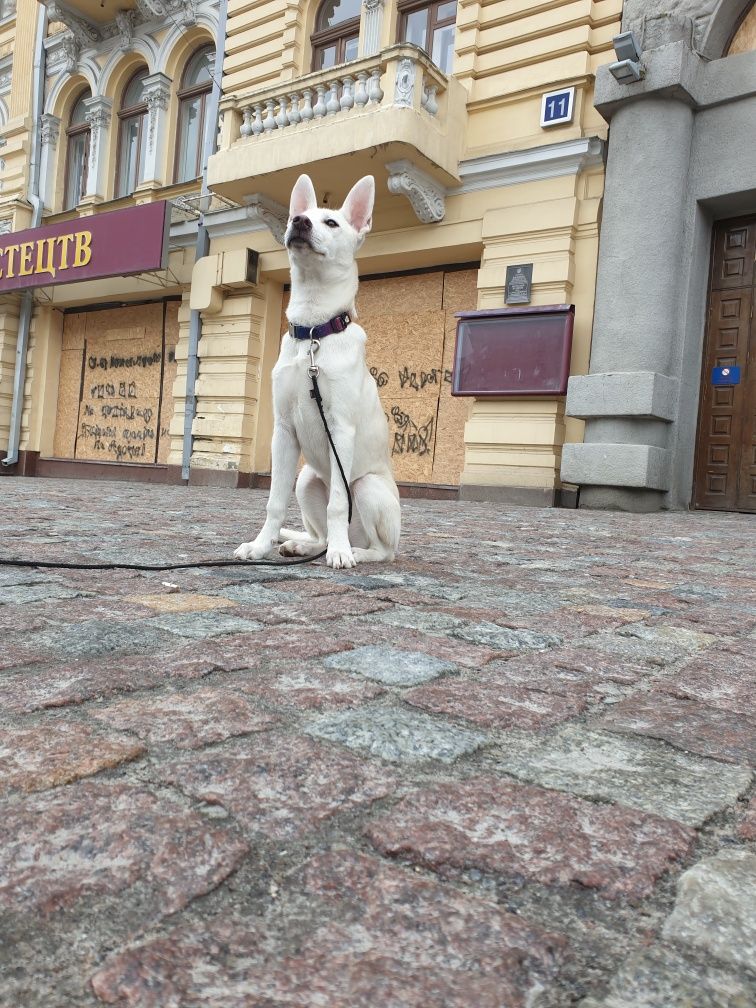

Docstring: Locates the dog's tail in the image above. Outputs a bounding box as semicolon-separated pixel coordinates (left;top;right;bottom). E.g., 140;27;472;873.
279;528;317;544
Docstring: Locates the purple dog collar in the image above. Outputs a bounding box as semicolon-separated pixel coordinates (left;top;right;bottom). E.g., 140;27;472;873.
288;312;352;341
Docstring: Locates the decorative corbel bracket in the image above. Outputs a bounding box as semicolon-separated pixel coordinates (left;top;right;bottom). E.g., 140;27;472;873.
386;159;445;223
246;194;289;245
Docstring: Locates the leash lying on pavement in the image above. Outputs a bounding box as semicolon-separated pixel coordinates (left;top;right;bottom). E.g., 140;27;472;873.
0;356;353;573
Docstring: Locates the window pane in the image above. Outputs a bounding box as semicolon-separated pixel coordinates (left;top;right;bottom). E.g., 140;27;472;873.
318;45;337;69
117;117;140;196
404;9;428;50
176;95;202;183
65;132;88;210
317;0;360;30
432;23;455;72
70;92;89;126
183;48;213;89
123;69;147;109
344;35;359;62
436;0;457;21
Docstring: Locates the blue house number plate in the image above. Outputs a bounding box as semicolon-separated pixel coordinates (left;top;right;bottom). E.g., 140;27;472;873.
712;366;741;385
541;88;575;128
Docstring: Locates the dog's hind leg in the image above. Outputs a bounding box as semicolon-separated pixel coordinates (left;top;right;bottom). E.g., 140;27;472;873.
279;465;328;556
350;474;401;563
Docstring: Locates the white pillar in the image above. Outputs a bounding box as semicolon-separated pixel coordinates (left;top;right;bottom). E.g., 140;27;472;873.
141;72;172;186
39;113;60;211
83;95;112;199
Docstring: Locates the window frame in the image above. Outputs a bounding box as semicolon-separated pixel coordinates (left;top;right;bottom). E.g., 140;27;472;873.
310;0;361;71
397;0;458;74
173;46;214;184
115;67;149;199
63;91;91;211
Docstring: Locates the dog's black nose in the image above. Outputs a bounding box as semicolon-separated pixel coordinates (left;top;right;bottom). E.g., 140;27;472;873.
291;215;312;231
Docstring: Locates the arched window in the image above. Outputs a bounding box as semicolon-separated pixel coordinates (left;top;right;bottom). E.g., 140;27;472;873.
398;0;457;74
175;46;214;184
116;67;148;198
311;0;361;71
64;90;90;211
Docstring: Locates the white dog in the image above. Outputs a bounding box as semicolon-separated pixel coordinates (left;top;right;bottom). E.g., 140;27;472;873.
234;173;401;569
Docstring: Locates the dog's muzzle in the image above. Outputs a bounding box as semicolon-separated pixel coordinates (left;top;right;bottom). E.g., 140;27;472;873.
287;216;313;248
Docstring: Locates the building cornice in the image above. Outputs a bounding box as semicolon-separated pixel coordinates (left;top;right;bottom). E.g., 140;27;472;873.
451;137;605;196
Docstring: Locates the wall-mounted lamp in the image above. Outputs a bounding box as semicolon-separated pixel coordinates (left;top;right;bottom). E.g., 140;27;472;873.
608;31;643;83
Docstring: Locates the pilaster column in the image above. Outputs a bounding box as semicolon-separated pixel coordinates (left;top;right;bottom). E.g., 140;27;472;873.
141;72;172;186
562;38;698;511
38;114;60;210
360;0;385;58
83;96;112;200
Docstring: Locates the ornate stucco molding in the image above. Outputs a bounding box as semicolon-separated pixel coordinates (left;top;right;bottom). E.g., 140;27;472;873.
386;159;445;223
143;72;172;154
245;194;289;245
40;113;61;148
47;1;101;46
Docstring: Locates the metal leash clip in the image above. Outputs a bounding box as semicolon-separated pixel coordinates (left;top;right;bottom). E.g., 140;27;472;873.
307;336;320;377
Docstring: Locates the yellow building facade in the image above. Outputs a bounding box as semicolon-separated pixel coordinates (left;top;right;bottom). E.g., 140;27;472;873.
0;0;622;504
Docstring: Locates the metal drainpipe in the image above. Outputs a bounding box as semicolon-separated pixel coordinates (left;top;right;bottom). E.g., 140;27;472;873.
181;0;229;482
1;4;47;468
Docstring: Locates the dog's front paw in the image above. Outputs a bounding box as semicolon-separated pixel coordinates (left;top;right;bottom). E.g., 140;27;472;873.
326;545;357;569
234;539;270;562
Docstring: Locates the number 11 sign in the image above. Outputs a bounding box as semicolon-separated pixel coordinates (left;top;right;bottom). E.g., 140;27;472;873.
541;87;575;128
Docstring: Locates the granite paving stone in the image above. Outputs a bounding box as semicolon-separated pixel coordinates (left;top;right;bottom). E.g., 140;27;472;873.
366;777;694;900
595;691;756;766
0;650;221;713
157;734;397;838
405;674;587;728
91;850;565;1008
579;947;756;1008
323;644;458;686
582;624;714;666
738;796;756;840
654;647;756;714
307;704;487;763
28;619;184;659
0;780;247;916
490;724;752;826
0;721;145;795
235;663;386;709
148;611;264;639
663;850;756;972
1;479;755;1007
89;686;279;749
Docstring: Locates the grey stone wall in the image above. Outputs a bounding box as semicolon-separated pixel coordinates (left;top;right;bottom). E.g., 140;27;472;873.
561;1;756;510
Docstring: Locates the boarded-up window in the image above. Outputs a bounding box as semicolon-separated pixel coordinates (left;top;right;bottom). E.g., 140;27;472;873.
52;301;179;465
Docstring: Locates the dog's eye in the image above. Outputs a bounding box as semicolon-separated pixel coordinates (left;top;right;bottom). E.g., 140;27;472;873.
325;219;340;228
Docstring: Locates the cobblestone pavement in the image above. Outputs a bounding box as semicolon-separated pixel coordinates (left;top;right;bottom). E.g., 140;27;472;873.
1;477;755;1008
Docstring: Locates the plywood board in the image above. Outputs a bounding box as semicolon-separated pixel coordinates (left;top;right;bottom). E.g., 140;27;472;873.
157;302;179;464
52;348;84;459
358;272;443;316
77;305;164;465
433;270;478;485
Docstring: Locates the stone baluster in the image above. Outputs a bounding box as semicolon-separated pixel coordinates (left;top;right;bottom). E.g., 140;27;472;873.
250;105;264;135
288;93;301;125
300;89;314;121
326;81;341;115
313;84;327;118
368;67;384;104
262;99;277;132
340;76;355;111
354;72;369;108
274;97;289;129
240;106;253;137
422;82;439;116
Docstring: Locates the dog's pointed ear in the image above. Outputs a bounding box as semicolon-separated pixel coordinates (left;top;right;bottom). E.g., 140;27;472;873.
290;174;317;217
341;176;375;236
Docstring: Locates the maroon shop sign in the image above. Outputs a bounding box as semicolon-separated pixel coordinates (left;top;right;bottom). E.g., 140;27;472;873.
0;201;170;293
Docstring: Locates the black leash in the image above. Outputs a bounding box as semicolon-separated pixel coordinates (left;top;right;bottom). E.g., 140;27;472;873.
0;371;353;573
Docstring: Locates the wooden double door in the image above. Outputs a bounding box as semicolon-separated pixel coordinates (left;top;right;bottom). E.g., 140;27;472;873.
693;216;756;512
